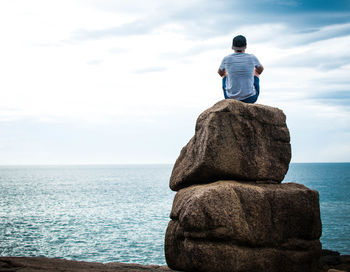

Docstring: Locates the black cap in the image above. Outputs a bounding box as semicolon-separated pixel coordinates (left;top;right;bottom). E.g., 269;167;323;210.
232;35;247;50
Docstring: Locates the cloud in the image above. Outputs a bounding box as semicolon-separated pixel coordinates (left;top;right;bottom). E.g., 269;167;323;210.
87;59;104;65
1;0;350;163
67;0;350;46
242;22;350;49
68;1;211;41
266;32;350;69
290;23;350;46
133;66;167;74
109;47;129;54
70;19;160;41
293;0;350;12
161;41;227;60
309;91;350;108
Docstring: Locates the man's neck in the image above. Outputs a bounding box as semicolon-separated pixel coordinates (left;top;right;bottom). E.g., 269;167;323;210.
234;50;245;53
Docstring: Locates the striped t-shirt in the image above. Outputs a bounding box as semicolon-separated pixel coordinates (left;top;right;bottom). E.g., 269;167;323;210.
219;53;261;100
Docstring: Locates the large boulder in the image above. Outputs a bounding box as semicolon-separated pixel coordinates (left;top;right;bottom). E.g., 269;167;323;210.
170;99;291;191
165;180;322;272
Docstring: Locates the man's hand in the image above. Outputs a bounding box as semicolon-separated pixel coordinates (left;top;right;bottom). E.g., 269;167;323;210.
255;65;264;75
218;68;226;77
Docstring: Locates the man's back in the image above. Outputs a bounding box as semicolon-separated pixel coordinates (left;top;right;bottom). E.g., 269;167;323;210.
219;52;260;100
218;35;263;104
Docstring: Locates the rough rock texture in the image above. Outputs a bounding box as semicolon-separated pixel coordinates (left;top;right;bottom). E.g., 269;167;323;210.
170;99;291;191
165;100;322;271
319;250;350;272
165;181;322;272
1;255;349;272
0;257;179;272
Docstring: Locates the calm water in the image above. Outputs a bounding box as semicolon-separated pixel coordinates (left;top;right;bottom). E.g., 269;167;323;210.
0;163;349;265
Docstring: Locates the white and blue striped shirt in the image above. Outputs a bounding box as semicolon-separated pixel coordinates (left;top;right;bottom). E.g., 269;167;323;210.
219;53;261;100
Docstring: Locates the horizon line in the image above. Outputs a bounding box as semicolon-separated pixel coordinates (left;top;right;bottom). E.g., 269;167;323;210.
0;162;349;167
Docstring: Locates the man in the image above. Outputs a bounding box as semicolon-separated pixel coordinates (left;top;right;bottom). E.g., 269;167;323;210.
218;35;264;103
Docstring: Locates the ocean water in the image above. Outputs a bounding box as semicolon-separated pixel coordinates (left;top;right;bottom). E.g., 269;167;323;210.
0;163;349;265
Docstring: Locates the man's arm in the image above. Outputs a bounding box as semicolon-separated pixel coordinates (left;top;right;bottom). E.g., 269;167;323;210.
218;68;226;77
255;64;264;75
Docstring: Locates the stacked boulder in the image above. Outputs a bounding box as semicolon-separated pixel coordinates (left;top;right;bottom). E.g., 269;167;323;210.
165;100;322;272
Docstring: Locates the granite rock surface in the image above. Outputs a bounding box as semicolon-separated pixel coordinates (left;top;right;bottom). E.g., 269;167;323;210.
165;100;323;271
170;99;291;191
0;257;179;272
165;181;322;272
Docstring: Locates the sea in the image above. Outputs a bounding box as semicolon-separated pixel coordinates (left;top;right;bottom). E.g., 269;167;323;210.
0;163;349;265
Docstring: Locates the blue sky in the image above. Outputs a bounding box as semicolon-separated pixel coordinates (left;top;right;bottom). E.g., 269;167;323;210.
0;0;349;164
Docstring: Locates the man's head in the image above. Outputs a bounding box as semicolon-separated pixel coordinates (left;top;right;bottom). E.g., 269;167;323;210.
232;35;247;52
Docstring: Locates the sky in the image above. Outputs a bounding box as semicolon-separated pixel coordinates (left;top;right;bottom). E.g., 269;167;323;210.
0;0;349;164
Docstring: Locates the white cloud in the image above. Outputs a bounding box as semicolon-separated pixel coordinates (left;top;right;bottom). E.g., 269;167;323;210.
0;1;349;163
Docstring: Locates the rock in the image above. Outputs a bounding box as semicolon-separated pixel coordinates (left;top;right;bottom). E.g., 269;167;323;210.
322;249;341;256
165;181;322;272
165;100;323;271
169;99;291;191
327;269;346;272
332;255;350;272
319;251;350;271
0;257;179;272
339;255;350;263
320;255;342;266
319;254;350;272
